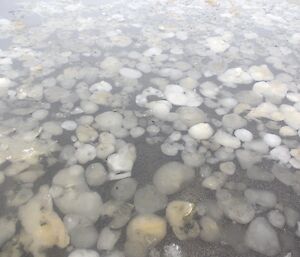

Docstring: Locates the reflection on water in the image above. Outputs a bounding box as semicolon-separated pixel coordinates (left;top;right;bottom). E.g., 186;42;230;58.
0;0;299;257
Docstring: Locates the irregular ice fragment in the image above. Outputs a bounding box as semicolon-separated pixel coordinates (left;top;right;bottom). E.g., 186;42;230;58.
206;37;230;53
97;226;121;251
107;143;136;179
270;146;290;163
248;65;274;81
75;144;96;164
222;113;247;129
164;85;202;107
61;120;77;131
247;165;274;182
166;200;200;240
68;249;99;257
199;216;220;242
234;129;253;142
284;207;300;228
76;125;98;143
85;162;107;186
218;68;253;85
119;68;142;79
267;210;285;228
134;185;168;214
0;217;16;248
213;130;241;149
202;172;227;190
52;165;102;222
245;217;280;256
111;178;137;201
244;189;277;208
126;214;166;254
217;190;255;224
19;186;70;257
95;111;123;132
176;106;206;127
219;161;236;175
153;162;195;195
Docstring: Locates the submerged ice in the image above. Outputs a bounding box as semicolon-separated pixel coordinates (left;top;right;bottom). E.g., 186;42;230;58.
0;0;299;256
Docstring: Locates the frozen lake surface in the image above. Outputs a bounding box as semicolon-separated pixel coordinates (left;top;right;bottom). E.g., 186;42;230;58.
0;0;300;257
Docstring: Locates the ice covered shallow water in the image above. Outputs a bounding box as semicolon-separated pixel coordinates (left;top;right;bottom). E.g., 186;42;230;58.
0;0;300;256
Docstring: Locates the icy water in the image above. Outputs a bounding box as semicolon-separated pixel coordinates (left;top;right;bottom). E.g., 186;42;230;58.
0;0;300;257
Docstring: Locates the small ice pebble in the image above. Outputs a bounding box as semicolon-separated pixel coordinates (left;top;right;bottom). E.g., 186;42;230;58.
68;249;100;257
234;129;253;142
188;123;214;140
263;133;281;147
61;120;77;131
219;162;236;175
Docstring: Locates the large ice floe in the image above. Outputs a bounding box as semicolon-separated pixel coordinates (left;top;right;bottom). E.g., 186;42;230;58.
0;0;299;257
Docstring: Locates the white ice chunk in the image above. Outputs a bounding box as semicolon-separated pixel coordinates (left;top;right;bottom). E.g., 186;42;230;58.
70;224;98;249
206;37;230;53
181;150;205;167
284;207;300;228
213;130;241;149
75;144;96;164
85;163;107;186
248;102;282;121
111;178;137;201
153;162;195;195
283;110;300;130
202;172;227;190
164;85;203;107
130;127;145;138
247;165;274;182
143;47;162;57
222;113;247;129
0;217;16;247
134;185;168;213
267;210;285;229
244;189;277;208
97;226;121;251
52;166;102;222
270;146;290;163
90;81;112;93
119;68;142;79
188;123;214;140
146;100;172;120
218;68;253;85
248;65;274;81
234;129;253;142
253;81;287;103
107;143;136;176
176;106;206;127
217;190;255;224
101;56;122;73
96;111;123;132
279;126;297;137
219;162;236;175
61;120;77;131
80;100;99;114
263;133;281;147
199;81;219;99
0;77;13;88
76;125;98;143
176;31;188;40
68;249;99;257
245;217;280;256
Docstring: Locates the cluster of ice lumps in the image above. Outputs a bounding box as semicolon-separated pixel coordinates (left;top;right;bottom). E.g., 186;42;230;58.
0;0;299;256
